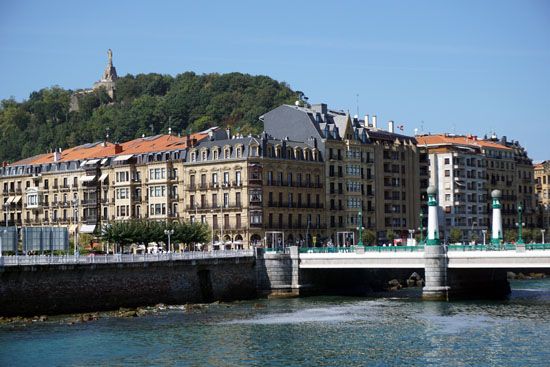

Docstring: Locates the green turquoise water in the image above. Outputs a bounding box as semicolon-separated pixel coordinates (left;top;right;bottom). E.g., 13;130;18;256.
1;279;549;366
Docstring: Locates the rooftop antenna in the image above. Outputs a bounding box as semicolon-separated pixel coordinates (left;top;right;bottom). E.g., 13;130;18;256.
420;120;425;132
356;93;359;117
105;127;110;141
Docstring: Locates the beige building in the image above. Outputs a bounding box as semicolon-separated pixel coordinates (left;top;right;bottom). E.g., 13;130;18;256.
0;127;326;249
535;161;550;230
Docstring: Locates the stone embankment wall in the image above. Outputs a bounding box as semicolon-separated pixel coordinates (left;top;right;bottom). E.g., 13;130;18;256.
255;249;297;296
0;257;256;316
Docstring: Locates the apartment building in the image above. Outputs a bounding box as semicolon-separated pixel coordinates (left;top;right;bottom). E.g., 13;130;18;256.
0;131;211;236
417;133;538;241
185;132;325;248
487;136;537;227
416;135;489;241
534;161;550;229
261;103;425;242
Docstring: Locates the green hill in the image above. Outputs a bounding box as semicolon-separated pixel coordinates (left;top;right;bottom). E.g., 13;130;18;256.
0;72;299;162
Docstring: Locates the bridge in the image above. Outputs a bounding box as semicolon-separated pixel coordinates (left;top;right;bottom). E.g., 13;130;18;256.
257;244;550;301
298;245;550;269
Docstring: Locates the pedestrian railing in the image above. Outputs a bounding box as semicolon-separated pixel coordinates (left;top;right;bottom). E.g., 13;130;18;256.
299;246;357;254
0;249;254;267
363;245;425;253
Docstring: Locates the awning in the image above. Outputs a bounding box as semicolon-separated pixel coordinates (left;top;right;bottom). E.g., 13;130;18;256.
80;224;96;233
79;175;96;183
5;197;14;204
98;173;109;182
113;154;133;162
83;159;100;165
13;196;22;204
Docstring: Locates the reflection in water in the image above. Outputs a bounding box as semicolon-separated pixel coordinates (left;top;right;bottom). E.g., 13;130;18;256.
0;279;549;366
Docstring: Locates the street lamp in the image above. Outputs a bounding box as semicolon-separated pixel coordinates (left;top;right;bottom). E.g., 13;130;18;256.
408;229;415;245
418;211;424;244
306;217;311;248
4;202;9;227
516;204;525;245
72;198;79;256
542;229;546;244
164;229;174;253
482;229;487;246
356;209;364;247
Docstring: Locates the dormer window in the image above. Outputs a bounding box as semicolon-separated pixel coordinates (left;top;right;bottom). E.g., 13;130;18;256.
213;149;219;160
190;152;196;162
250;146;258;157
236;147;242;158
201;150;207;161
224;148;230;159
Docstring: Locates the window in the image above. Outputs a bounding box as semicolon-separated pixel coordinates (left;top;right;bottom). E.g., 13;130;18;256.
149;168;166;180
212;173;218;184
116;188;130;199
444;158;450;164
149;185;166;197
116;171;129;182
149;203;166;215
444;170;450;177
236;192;241;206
224;193;229;207
223;172;229;185
235;171;241;185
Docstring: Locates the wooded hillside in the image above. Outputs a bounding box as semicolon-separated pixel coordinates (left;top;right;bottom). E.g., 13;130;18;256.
0;72;299;162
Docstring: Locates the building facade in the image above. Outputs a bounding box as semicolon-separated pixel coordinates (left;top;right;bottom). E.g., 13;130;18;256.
417;133;538;242
534;161;550;230
261;103;425;243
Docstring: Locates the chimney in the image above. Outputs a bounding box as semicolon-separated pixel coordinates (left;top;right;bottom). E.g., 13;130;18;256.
114;143;123;154
372;115;377;129
2;161;8;168
53;148;62;162
226;128;231;139
364;115;370;127
191;138;197;147
185;134;191;146
388;121;395;133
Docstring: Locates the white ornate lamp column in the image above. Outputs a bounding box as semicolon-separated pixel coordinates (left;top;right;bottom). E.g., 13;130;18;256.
490;190;503;246
422;185;449;300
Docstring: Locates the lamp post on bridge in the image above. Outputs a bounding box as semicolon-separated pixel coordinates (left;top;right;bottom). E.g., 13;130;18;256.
418;211;424;245
482;229;487;246
542;229;546;244
408;229;415;246
516;203;525;245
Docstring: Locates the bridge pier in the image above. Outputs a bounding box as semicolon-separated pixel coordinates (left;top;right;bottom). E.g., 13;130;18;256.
422;244;450;300
422;185;450;300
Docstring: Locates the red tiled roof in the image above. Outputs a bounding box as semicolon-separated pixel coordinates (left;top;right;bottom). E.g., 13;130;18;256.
10;131;211;166
416;134;512;151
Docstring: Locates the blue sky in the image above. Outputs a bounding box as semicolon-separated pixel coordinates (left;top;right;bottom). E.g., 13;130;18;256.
1;0;549;160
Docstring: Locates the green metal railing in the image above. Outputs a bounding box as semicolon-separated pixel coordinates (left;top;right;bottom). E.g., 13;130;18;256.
363;245;425;253
284;243;550;255
299;246;356;254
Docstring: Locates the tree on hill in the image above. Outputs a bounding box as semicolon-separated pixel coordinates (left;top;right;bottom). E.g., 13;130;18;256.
0;72;299;162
